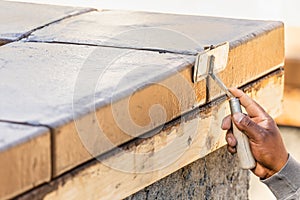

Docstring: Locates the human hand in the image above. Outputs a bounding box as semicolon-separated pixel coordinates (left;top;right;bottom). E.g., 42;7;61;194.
221;88;288;179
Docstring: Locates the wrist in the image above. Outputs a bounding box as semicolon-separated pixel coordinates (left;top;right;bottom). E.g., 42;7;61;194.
274;152;289;173
264;153;289;179
261;155;300;199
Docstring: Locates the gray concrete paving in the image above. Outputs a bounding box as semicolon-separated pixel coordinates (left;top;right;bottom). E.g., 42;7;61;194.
0;41;193;127
0;1;94;43
27;10;282;54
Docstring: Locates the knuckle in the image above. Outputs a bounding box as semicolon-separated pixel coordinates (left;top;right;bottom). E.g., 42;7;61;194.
240;115;253;128
266;117;276;127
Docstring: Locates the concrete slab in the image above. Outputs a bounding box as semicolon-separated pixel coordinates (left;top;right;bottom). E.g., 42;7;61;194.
0;41;199;176
0;1;95;44
0;41;194;126
0;18;284;176
26;10;285;104
0;122;50;200
28;10;282;54
0;4;286;198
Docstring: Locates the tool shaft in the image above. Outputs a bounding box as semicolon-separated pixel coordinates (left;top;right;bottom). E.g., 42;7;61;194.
208;55;234;98
229;98;256;169
207;53;255;169
209;72;234;98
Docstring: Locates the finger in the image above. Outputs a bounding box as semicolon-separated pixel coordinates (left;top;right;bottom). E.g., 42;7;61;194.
227;145;237;154
229;88;269;118
232;112;264;141
251;164;268;179
226;131;237;147
221;115;232;130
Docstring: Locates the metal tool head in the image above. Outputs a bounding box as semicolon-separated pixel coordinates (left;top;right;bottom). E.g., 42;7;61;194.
193;42;229;83
194;42;234;98
208;55;234;98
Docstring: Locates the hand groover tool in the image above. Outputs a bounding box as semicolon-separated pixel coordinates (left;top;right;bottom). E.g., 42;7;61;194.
193;42;256;169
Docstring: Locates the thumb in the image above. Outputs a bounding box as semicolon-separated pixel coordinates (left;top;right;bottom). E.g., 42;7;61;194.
232;112;264;141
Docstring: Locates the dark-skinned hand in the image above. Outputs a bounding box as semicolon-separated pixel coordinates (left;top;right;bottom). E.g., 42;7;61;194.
221;88;288;179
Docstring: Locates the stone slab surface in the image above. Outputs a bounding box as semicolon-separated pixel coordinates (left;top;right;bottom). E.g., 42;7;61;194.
0;4;285;183
0;122;50;200
0;41;193;126
0;22;284;176
0;1;94;44
28;10;282;54
0;41;198;176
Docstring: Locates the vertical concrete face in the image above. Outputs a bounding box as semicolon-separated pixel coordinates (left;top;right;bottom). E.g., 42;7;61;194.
0;122;51;200
127;147;249;200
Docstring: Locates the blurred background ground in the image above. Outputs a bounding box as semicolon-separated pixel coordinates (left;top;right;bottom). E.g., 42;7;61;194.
7;0;300;199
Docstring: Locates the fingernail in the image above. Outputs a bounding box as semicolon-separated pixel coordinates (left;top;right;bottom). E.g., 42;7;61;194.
233;113;244;123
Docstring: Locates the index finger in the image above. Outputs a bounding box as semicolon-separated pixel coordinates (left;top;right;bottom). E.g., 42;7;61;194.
229;88;269;118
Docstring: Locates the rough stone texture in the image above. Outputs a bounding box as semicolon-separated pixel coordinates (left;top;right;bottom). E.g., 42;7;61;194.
127;147;249;200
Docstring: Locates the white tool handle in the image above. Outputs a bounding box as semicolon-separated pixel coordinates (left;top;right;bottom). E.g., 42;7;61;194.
229;98;256;169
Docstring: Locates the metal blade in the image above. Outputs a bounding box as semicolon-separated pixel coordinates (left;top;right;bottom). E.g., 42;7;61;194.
208;55;234;98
